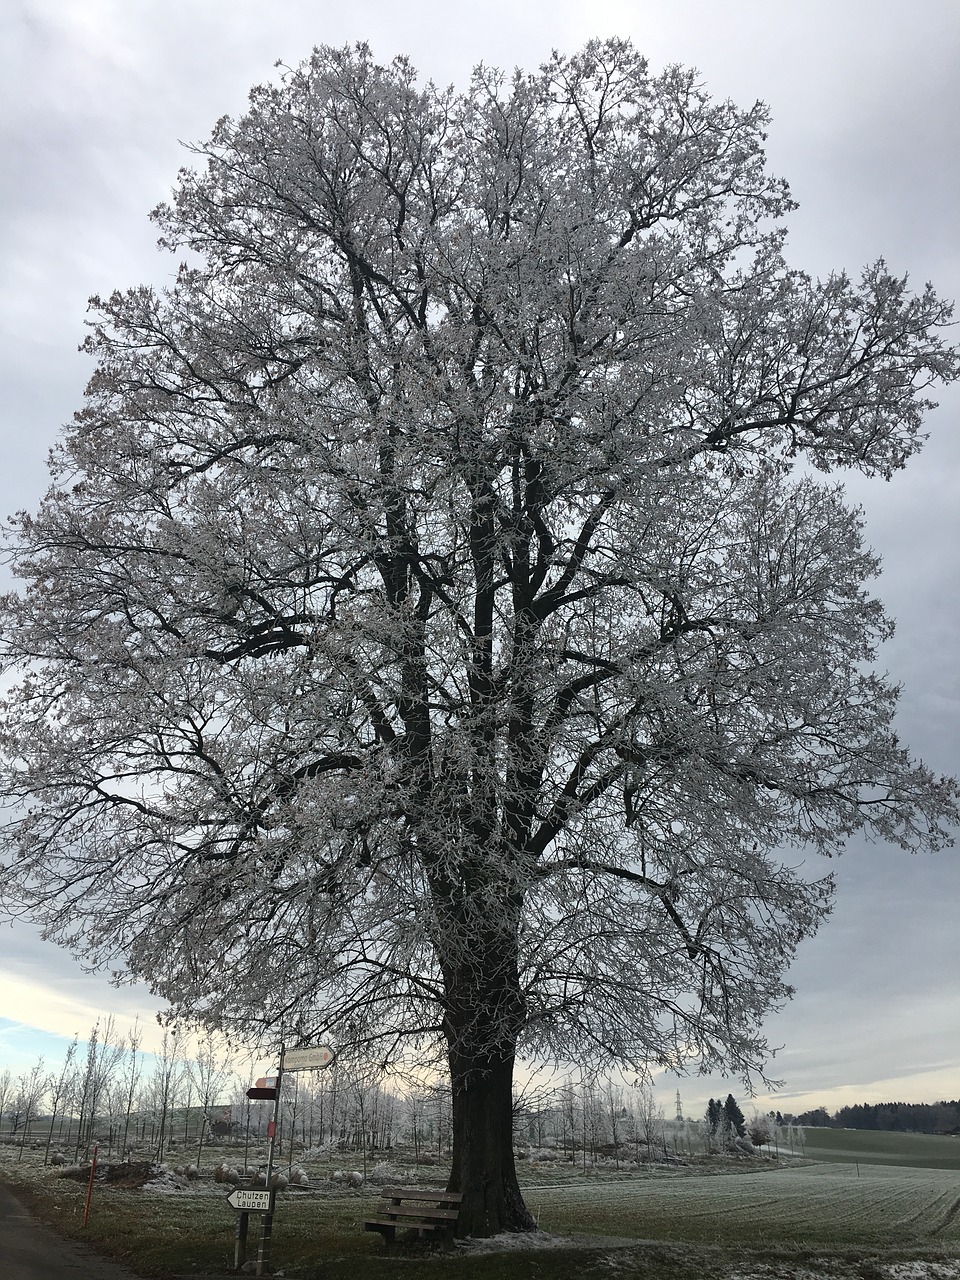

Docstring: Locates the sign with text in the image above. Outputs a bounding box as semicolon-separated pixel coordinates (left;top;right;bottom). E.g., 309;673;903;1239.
227;1188;272;1212
281;1044;335;1071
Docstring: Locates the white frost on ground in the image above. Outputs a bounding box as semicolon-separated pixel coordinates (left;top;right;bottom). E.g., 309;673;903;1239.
726;1271;829;1280
457;1230;567;1253
726;1265;960;1280
884;1265;960;1280
142;1168;191;1193
459;1240;960;1278
457;1230;636;1254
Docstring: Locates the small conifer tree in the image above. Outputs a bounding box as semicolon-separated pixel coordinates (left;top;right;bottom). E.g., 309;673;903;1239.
724;1093;747;1137
706;1098;721;1135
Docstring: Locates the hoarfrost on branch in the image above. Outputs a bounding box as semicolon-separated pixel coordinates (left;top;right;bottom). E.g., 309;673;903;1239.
1;40;957;1233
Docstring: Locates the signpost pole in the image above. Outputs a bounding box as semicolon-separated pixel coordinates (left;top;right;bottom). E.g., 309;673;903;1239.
234;1210;250;1270
81;1142;99;1228
256;1046;283;1277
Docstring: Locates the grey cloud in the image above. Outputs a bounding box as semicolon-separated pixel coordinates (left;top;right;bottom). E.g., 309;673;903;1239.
0;0;956;1109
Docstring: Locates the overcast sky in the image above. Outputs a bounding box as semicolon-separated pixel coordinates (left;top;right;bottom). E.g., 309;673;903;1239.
0;0;957;1118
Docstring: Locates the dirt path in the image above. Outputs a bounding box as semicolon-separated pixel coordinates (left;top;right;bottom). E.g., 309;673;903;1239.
0;1182;144;1280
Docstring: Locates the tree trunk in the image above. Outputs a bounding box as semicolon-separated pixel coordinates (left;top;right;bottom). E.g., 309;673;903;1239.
432;862;534;1235
439;921;537;1238
445;1042;535;1236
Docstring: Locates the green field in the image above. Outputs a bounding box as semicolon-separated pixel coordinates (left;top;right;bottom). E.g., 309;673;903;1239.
800;1126;960;1171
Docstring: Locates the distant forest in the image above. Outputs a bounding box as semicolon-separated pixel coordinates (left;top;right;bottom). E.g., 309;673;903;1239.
785;1101;960;1134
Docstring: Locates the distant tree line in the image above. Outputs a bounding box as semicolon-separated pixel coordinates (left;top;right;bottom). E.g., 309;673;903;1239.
781;1101;960;1133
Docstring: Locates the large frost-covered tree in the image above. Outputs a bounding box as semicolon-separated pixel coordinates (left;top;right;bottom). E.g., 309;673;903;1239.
1;42;958;1234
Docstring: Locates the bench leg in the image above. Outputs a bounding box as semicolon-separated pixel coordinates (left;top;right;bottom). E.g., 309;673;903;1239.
366;1224;397;1249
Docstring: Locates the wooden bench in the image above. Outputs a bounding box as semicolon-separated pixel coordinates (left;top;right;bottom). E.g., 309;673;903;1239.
364;1186;463;1246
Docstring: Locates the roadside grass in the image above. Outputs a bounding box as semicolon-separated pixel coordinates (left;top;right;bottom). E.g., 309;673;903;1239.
0;1175;724;1280
801;1128;960;1171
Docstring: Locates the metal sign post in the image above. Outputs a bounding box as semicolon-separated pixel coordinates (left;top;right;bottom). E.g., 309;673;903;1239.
227;1042;335;1276
234;1208;250;1271
227;1186;273;1268
255;1049;284;1278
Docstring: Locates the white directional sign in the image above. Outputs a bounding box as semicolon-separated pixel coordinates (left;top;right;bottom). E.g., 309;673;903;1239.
227;1188;272;1212
281;1044;336;1071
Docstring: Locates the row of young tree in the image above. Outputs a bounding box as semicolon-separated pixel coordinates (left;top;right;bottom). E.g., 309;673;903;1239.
0;1020;234;1166
787;1101;960;1133
3;1016;950;1174
512;1083;808;1162
0;1022;801;1170
0;1022;430;1170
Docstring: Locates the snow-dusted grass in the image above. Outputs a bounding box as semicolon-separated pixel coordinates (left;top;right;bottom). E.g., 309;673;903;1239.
1;1142;958;1279
535;1163;960;1247
723;1265;960;1280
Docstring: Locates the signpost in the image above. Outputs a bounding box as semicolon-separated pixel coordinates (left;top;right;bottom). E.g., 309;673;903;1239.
227;1188;272;1212
281;1044;335;1071
230;1042;335;1276
228;1187;274;1269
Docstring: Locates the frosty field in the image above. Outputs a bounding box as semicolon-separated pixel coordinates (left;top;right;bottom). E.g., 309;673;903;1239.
800;1128;960;1172
533;1163;960;1247
1;1142;958;1278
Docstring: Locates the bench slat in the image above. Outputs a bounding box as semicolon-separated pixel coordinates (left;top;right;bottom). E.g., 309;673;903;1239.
380;1187;463;1203
372;1205;460;1221
365;1217;445;1231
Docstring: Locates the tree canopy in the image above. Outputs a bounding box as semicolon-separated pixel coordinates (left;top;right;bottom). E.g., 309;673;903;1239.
1;40;957;1232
